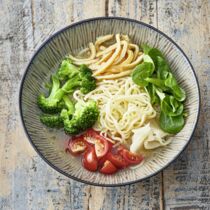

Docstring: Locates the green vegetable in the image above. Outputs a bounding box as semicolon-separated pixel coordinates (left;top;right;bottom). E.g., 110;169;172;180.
56;58;78;80
37;73;82;114
145;78;167;90
39;95;74;128
142;44;164;68
145;84;159;105
79;64;97;94
132;54;155;87
132;62;153;86
132;45;186;134
40;114;64;128
37;75;66;113
62;100;99;135
161;96;183;117
38;57;98;134
62;95;74;116
160;111;184;134
165;73;186;101
57;59;96;94
156;56;170;80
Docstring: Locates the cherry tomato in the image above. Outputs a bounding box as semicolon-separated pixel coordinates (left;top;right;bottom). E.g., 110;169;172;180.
106;152;128;169
94;138;109;158
67;137;87;156
82;147;98;171
111;144;127;155
98;153;109;167
83;129;109;158
83;129;100;144
121;149;144;165
99;160;118;175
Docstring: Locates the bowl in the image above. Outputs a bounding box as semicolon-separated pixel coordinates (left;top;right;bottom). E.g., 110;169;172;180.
19;17;200;186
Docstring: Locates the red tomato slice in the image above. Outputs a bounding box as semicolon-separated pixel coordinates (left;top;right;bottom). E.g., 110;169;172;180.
111;144;127;155
83;129;100;144
121;149;144;165
94;138;109;158
106;152;128;169
83;129;109;158
82;147;98;171
99;160;118;175
67;137;87;156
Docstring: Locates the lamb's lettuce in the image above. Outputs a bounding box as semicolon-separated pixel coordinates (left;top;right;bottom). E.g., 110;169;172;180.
131;45;186;134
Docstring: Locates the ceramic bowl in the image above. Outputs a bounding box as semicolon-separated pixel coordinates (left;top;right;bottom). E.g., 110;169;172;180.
19;17;200;186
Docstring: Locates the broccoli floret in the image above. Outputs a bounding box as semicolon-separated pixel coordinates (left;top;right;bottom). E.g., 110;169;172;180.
62;100;99;135
40;114;64;128
37;75;65;113
40;95;74;128
37;73;81;113
56;59;96;94
62;95;75;116
57;58;78;80
79;65;96;94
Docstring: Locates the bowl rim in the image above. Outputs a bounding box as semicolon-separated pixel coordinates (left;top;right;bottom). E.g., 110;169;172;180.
19;16;201;187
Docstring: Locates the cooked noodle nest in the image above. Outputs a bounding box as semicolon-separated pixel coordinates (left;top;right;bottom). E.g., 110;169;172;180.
73;77;157;144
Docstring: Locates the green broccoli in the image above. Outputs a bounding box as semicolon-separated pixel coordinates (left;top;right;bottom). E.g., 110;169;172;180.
61;100;99;135
40;114;64;128
57;58;78;80
79;64;97;94
62;95;75;116
56;59;96;94
39;95;74;128
37;75;78;114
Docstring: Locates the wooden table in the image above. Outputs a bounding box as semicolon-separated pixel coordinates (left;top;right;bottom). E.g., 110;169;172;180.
0;0;209;209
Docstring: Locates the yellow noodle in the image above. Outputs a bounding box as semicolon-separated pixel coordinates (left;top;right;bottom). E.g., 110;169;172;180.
93;34;121;76
69;42;96;61
95;34;114;51
95;70;133;80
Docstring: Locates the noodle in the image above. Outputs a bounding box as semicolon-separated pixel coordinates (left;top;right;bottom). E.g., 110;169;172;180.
69;34;143;79
73;77;156;144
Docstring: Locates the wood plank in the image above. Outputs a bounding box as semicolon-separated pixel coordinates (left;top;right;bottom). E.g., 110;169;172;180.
157;0;210;209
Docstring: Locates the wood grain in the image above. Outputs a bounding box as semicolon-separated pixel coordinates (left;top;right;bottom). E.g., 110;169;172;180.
0;0;208;209
158;0;210;209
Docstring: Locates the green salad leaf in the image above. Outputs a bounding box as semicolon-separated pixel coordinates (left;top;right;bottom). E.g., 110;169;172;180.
156;56;170;80
132;62;154;87
165;73;186;101
146;84;160;105
161;95;184;117
132;44;186;134
160;111;184;134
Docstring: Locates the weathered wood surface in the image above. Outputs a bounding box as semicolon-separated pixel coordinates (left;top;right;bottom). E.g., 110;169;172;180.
0;0;209;209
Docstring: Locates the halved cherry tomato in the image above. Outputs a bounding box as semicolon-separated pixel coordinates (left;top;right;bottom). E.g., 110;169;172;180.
121;149;144;165
83;129;100;144
94;138;109;158
106;152;128;169
111;144;127;155
83;129;109;158
67;137;87;156
82;147;98;171
98;152;109;167
99;160;118;174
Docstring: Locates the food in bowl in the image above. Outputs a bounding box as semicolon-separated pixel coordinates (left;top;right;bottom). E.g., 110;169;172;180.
37;34;186;175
